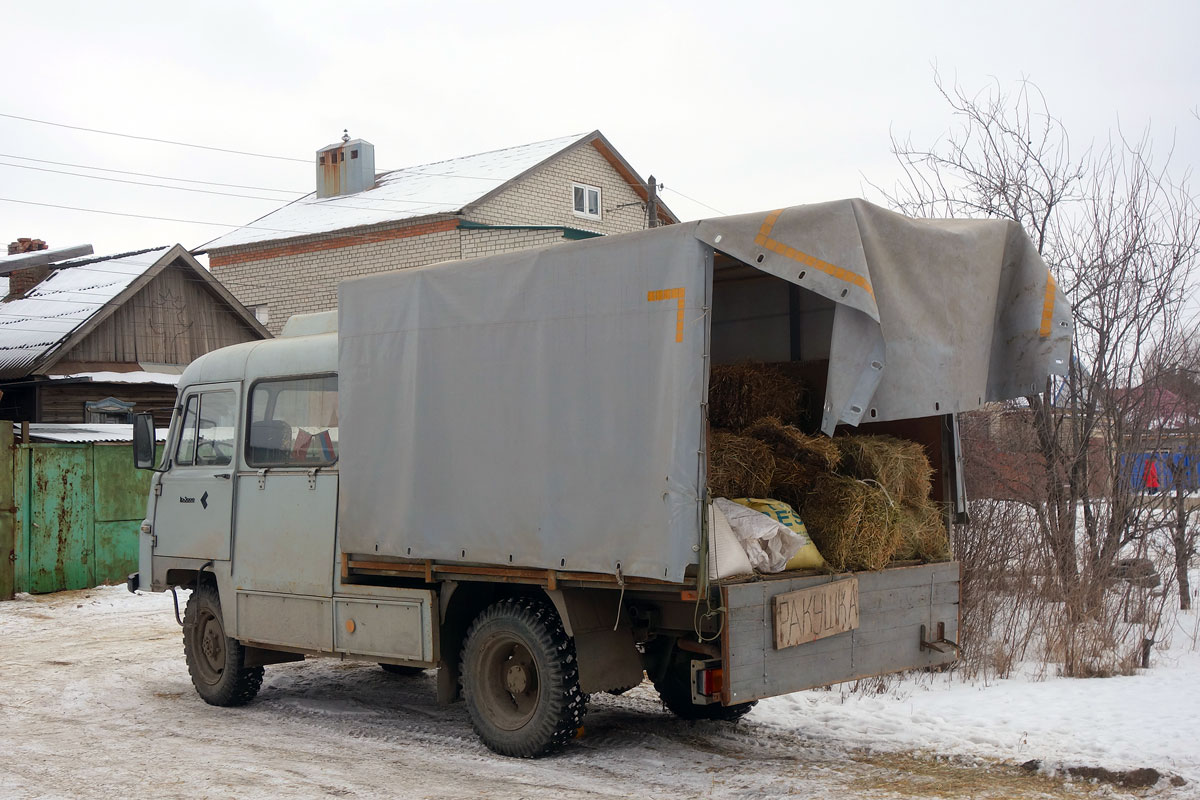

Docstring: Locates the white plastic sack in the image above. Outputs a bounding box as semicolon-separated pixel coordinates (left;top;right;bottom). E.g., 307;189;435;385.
714;498;805;573
708;502;754;579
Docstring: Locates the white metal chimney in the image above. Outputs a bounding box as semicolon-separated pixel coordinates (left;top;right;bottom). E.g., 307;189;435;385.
316;130;376;198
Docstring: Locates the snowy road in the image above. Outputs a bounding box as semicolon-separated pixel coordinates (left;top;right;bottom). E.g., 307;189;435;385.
0;587;1191;799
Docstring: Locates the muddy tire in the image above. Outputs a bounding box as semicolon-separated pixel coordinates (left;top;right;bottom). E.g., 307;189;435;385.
654;659;756;722
379;663;425;676
460;597;587;757
183;583;263;706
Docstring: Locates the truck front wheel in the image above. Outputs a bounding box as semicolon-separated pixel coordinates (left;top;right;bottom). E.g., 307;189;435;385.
183;583;264;706
460;597;587;757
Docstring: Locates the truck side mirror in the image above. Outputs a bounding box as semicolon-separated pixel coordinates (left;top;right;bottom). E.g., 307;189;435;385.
133;413;158;470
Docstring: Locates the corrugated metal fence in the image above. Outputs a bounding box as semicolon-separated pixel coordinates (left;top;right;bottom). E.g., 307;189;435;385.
1;425;155;598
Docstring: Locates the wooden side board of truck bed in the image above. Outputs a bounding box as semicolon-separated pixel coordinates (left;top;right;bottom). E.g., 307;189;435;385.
721;561;960;704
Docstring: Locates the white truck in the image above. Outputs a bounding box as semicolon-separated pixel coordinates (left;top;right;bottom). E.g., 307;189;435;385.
130;199;1070;757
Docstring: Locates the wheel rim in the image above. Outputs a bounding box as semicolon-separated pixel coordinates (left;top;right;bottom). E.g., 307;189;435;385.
193;607;226;685
476;633;541;731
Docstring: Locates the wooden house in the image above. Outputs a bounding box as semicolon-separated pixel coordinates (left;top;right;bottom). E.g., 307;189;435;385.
0;244;269;425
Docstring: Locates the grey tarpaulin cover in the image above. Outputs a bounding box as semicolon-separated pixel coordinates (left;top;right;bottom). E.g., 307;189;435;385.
695;200;1072;432
338;200;1071;581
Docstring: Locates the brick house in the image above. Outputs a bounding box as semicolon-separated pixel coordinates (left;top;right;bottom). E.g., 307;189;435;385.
0;244;269;425
203;130;676;334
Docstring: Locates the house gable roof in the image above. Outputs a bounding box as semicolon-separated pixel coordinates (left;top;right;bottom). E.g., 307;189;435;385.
203;131;675;251
0;245;269;380
1115;384;1200;430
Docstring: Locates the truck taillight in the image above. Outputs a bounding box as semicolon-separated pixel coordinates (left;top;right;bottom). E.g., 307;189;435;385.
689;657;724;705
698;666;723;697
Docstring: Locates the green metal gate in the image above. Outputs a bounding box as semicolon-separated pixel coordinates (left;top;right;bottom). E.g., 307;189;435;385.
19;444;94;593
1;427;13;600
6;439;155;596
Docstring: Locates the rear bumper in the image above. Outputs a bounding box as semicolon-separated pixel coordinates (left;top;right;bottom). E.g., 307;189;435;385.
720;561;960;705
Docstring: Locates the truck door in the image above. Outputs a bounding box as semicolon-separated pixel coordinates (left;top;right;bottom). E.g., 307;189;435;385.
154;384;239;560
231;375;338;652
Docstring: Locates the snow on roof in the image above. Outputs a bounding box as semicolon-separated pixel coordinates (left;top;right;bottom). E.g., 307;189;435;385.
13;422;170;443
0;247;168;378
46;370;181;385
205;133;590;249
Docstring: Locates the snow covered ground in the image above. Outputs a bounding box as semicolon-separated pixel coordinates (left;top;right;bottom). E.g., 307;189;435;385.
1;585;1196;799
756;609;1200;787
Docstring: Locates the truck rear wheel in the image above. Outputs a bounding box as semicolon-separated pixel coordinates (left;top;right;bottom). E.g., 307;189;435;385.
460;597;587;757
183;583;263;706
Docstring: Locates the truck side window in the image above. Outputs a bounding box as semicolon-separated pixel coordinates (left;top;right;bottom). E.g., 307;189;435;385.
196;392;236;466
246;375;338;467
175;391;235;467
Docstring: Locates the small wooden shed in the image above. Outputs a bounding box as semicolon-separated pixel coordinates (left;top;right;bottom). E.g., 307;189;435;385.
0;245;269;425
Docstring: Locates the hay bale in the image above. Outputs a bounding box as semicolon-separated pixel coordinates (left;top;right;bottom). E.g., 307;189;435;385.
741;418;840;510
739;417;837;537
769;459;821;511
744;417;840;470
835;435;933;506
708;430;775;498
894;499;951;562
798;476;903;572
709;363;809;429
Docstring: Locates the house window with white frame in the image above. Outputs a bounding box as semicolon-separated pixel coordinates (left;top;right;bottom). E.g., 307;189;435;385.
572;183;601;219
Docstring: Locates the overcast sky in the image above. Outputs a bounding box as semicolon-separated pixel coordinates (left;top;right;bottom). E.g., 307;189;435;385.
2;1;1197;258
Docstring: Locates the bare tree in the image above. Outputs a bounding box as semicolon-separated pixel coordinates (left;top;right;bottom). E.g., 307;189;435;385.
876;73;1200;674
1141;328;1200;609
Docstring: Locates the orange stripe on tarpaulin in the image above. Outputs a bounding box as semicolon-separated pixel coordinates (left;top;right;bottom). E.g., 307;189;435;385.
647;287;686;343
1039;271;1058;338
752;209;874;299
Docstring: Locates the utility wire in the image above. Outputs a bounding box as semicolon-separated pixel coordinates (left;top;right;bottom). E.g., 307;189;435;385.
0;114;724;234
0;112;571;178
0;152;305;193
2;111;705;221
0;112;311;163
0;161;464;211
0;161;306;203
0;113;689;207
663;186;725;216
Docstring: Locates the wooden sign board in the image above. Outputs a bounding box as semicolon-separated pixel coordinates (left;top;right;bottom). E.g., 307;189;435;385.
772;578;859;650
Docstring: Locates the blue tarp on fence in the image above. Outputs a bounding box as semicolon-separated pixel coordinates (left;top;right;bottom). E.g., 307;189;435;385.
1121;451;1199;493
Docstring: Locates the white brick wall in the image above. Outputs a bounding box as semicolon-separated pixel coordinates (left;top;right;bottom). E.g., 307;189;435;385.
466;141;649;235
212;221;461;335
460;228;564;260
